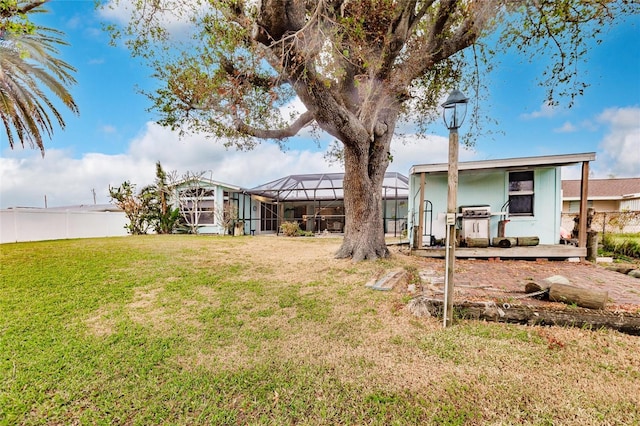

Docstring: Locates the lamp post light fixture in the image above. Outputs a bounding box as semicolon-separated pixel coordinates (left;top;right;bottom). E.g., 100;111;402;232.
442;89;469;327
442;89;469;131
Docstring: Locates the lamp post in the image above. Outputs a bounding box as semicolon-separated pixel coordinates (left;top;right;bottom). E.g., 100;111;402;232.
442;89;469;327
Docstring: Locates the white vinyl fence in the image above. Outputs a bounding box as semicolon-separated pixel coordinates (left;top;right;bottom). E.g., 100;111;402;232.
1;207;129;244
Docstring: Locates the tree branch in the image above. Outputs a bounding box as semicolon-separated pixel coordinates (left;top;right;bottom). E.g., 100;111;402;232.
233;110;315;139
398;0;495;86
0;0;47;18
375;0;419;80
219;56;285;89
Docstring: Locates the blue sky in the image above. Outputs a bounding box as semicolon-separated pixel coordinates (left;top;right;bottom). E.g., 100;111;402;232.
1;1;639;208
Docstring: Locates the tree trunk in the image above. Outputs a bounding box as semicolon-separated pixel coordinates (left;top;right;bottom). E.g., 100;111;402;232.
335;146;389;261
335;123;394;261
516;236;539;246
467;237;489;248
492;237;517;248
548;283;608;310
408;297;640;336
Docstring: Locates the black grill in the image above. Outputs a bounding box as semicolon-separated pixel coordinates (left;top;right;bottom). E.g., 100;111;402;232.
461;209;491;218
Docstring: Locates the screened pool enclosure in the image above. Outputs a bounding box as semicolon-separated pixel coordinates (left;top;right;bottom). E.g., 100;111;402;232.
244;172;409;235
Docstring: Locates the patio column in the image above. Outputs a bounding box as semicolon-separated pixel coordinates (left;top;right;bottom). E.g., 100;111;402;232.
417;172;426;248
578;161;590;253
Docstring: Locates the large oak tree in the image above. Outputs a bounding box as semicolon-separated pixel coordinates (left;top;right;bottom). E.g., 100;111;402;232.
106;0;637;261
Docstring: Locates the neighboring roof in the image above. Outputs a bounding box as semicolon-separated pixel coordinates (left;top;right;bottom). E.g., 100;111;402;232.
247;172;409;201
409;152;596;175
562;178;640;200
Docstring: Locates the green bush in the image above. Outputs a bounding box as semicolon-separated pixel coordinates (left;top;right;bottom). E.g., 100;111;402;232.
280;221;301;236
601;233;640;259
280;221;315;237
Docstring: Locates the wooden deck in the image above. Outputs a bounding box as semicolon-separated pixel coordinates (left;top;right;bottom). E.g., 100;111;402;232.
412;244;586;259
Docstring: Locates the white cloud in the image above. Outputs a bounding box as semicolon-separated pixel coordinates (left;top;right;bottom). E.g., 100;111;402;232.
560;164;583;180
65;15;82;30
595;106;640;177
11;105;634;210
578;119;599;132
98;1;142;26
0;122;475;209
126;123;346;187
554;121;577;133
0;148;154;208
520;101;557;119
390;134;477;169
98;1;208;42
100;124;117;134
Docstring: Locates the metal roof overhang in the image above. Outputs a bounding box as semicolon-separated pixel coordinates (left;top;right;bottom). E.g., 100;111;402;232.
247;172;409;202
409;152;596;175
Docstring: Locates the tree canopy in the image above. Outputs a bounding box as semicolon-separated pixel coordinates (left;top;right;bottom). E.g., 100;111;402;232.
109;161;181;235
106;0;638;260
0;0;79;155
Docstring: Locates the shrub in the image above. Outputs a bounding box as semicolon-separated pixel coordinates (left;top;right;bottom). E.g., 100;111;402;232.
280;221;301;236
601;233;640;259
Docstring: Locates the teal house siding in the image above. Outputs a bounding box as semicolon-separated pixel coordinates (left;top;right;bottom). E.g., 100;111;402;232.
408;153;595;248
170;178;245;235
410;170;521;243
503;167;560;243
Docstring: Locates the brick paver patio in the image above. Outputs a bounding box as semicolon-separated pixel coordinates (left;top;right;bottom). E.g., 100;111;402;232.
408;256;640;312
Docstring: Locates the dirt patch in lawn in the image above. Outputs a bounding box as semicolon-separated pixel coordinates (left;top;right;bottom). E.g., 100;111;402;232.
197;234;640;312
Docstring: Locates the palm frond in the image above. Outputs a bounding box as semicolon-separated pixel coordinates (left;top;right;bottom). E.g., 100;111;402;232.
0;0;78;155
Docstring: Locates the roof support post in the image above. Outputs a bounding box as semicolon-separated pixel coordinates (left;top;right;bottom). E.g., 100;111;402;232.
383;187;390;235
417;172;426;248
578;161;590;254
277;191;281;235
394;188;399;238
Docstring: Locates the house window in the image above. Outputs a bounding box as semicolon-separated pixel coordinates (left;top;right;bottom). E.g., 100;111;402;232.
197;200;215;224
508;171;534;216
568;200;593;213
178;188;216;225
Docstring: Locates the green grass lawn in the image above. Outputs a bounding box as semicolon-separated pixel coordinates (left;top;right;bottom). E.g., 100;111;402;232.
607;232;640;244
1;236;639;425
600;232;640;261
